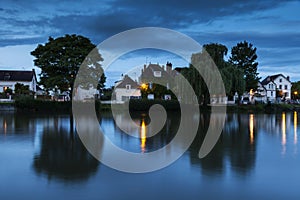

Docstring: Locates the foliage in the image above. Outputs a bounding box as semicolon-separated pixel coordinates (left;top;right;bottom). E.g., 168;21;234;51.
4;87;13;95
292;81;300;99
229;41;259;92
178;43;246;105
140;83;175;99
31;34;106;97
15;96;71;112
14;83;30;95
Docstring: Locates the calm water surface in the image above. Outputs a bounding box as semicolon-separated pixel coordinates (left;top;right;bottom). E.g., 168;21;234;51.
0;111;300;200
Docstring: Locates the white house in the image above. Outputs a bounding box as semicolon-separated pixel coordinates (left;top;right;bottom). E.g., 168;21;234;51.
258;78;276;102
258;74;292;102
0;69;37;93
114;75;141;103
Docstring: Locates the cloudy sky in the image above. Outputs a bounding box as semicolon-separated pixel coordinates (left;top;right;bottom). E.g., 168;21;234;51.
0;0;299;86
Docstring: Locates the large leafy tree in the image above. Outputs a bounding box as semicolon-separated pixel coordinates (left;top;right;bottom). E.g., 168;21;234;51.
31;34;106;97
229;41;259;92
203;43;245;97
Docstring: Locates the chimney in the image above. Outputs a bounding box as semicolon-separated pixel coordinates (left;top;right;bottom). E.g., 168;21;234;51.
166;62;172;73
287;76;290;81
144;64;146;71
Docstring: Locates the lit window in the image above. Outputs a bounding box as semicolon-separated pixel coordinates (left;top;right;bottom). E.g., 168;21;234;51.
153;71;162;77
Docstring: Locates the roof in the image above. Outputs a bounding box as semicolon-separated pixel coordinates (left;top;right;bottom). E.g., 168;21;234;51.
261;74;290;85
115;75;139;89
0;69;37;82
140;63;176;80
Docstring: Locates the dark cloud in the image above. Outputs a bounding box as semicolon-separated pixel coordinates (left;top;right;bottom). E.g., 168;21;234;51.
0;0;294;46
0;0;299;80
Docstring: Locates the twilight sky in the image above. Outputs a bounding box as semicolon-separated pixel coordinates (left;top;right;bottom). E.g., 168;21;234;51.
0;0;299;87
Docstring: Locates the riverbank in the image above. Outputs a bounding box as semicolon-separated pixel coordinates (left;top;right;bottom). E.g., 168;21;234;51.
1;98;300;113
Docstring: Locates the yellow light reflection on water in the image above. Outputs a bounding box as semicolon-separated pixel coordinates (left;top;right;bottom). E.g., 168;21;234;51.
294;111;298;145
282;112;286;154
140;119;146;153
3;120;7;135
249;114;254;144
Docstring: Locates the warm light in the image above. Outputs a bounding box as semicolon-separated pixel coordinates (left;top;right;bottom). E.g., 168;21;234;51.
249;114;254;144
3;120;7;135
282;112;286;154
140;119;146;153
294;111;298;145
294;91;298;95
141;83;147;90
250;89;254;95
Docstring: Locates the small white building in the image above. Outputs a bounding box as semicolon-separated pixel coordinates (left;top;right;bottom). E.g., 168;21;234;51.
0;69;37;93
258;74;292;102
114;75;141;103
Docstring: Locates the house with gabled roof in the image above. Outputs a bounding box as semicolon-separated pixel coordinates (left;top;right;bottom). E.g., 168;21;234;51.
113;75;141;102
0;69;37;93
256;74;292;102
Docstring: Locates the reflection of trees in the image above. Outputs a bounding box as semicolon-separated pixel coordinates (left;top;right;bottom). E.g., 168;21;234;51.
190;113;257;176
0;112;36;134
190;112;225;175
33;117;99;182
225;114;256;174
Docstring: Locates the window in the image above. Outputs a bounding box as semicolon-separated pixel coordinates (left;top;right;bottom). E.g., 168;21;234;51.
284;85;288;90
4;73;10;80
271;91;273;96
279;85;282;89
279;78;282;83
126;84;131;90
269;84;271;89
153;71;162;77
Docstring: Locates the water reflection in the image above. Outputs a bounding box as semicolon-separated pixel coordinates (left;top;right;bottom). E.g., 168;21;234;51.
190;113;257;176
140;119;146;153
33;115;99;182
282;113;287;154
1;111;299;186
249;114;255;145
294;112;298;145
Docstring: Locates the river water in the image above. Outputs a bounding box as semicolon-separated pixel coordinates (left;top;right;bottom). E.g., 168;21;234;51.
0;111;299;200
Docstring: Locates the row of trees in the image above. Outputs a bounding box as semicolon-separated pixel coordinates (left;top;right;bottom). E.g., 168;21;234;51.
180;41;259;104
30;34;259;103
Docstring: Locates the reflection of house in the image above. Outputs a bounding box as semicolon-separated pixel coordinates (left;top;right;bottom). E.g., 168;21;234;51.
0;69;37;93
114;75;141;102
259;74;292;101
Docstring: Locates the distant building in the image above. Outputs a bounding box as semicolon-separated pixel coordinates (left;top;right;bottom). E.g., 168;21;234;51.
114;75;141;102
0;69;37;93
260;74;292;101
139;62;176;84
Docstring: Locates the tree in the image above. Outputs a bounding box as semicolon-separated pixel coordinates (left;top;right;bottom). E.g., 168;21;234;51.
31;34;106;97
203;43;228;69
14;83;30;95
229;41;259;92
292;81;300;99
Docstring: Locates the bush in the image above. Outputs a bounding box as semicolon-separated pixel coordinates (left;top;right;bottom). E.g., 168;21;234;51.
15;97;71;112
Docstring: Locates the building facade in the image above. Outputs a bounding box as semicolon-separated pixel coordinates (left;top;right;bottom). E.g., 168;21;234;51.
114;75;141;102
0;69;37;93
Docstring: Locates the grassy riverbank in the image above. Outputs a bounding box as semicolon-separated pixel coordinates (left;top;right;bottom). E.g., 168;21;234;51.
2;98;300;113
